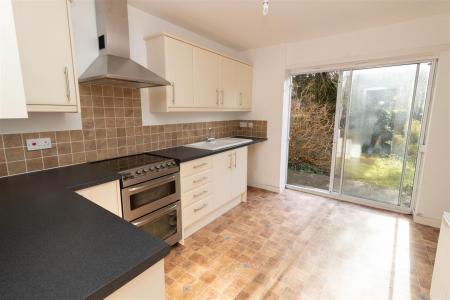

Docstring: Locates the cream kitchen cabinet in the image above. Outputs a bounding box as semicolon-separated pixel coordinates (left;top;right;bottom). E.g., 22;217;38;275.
430;213;450;300
75;180;122;217
237;63;253;109
146;34;194;111
180;147;248;239
231;147;248;199
220;57;240;109
0;0;27;119
193;47;221;108
145;33;252;112
12;0;79;112
106;259;165;300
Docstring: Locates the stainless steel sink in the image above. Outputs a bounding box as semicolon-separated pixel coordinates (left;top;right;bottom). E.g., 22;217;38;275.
185;137;252;151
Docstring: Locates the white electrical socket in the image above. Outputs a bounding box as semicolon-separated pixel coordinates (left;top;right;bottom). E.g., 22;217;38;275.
239;122;247;128
248;122;253;128
26;138;52;151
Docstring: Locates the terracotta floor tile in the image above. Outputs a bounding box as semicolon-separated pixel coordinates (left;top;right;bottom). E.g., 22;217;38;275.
165;187;439;299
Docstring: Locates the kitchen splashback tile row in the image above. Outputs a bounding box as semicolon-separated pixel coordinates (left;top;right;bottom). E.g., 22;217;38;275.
0;84;267;177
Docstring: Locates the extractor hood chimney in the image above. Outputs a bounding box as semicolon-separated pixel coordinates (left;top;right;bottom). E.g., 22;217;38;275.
78;0;170;88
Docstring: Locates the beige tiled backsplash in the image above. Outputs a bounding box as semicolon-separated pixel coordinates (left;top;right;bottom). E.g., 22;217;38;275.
0;84;267;177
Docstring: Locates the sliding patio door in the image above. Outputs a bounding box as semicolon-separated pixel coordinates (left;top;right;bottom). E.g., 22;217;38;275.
288;61;434;210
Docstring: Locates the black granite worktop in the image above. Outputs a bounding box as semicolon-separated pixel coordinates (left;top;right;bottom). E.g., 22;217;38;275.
150;136;267;163
0;162;170;299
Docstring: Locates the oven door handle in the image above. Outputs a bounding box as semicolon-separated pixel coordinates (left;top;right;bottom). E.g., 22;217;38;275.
132;202;179;227
126;175;176;193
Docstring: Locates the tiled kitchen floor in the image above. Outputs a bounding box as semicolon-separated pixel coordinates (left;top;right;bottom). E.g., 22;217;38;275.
165;187;439;300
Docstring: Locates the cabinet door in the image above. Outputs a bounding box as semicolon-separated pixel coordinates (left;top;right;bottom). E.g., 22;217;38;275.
0;0;27;119
220;57;239;108
12;0;78;110
193;48;220;108
231;147;248;199
165;37;194;108
212;151;232;209
76;181;122;217
237;63;252;109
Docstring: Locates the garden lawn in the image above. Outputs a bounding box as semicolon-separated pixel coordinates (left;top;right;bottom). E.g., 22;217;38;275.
344;156;415;190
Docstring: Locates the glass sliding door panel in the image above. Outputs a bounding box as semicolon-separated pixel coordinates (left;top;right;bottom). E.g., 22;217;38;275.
333;71;352;193
287;72;338;190
399;62;432;208
340;64;418;204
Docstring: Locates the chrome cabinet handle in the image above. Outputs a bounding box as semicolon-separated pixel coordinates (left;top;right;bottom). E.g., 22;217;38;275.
193;190;208;198
239;92;243;106
194;203;207;212
216;89;219;106
234;152;237;168
193;176;207;184
228;154;232;169
132;203;178;227
193;162;207;169
221;90;224;105
64;66;71;102
127;175;175;192
172;82;175;104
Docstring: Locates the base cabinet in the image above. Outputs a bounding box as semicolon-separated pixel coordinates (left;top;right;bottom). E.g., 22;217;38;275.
430;213;450;300
180;147;248;239
75;180;122;217
231;147;248;199
106;259;165;300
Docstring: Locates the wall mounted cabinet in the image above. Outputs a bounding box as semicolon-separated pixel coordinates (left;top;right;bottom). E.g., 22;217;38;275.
146;35;194;111
0;0;28;119
193;47;221;108
12;0;79;113
145;33;252;112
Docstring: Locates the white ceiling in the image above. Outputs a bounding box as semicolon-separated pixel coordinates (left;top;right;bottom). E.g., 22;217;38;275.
129;0;450;50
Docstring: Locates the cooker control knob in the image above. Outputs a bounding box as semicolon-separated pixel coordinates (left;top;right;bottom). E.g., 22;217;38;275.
136;170;142;175
149;166;155;171
160;164;166;168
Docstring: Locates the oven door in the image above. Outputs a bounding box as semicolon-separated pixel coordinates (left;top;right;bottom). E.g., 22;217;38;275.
132;201;182;246
122;173;180;221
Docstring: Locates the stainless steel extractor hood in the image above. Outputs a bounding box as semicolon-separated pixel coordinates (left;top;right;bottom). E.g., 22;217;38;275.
79;0;170;88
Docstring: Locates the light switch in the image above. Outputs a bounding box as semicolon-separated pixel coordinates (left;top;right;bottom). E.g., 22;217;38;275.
248;122;253;128
26;138;52;151
239;122;247;128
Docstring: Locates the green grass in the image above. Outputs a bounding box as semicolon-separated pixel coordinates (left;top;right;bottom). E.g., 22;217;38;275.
289;156;417;193
344;156;415;190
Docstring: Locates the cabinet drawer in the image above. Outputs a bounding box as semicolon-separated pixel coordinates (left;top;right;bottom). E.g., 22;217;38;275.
183;196;213;228
181;169;213;193
181;183;212;208
180;157;212;177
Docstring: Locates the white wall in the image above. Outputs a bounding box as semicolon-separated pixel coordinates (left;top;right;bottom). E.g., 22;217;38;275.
414;50;450;227
245;13;450;225
243;44;287;192
0;0;249;134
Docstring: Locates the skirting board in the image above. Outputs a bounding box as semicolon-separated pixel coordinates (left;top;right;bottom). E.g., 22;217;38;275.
248;182;281;193
413;214;441;228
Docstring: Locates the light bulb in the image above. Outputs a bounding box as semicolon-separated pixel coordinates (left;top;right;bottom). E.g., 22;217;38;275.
262;0;269;16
